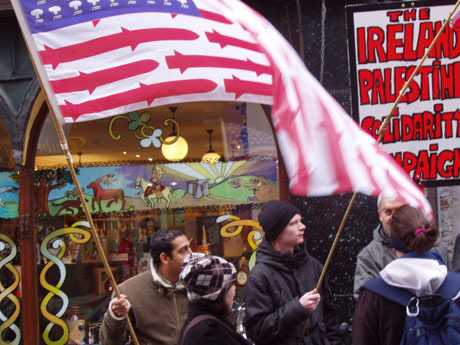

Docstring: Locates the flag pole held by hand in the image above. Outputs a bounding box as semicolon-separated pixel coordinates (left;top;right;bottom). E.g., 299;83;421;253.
315;0;460;292
9;1;142;344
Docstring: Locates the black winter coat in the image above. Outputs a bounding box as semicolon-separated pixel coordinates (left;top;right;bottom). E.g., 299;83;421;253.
244;240;341;345
180;303;251;345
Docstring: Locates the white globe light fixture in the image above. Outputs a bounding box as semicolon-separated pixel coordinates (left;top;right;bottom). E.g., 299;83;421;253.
161;135;189;162
161;107;189;162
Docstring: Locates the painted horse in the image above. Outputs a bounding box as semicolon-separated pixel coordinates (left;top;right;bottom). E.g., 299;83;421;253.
135;177;171;208
87;174;125;212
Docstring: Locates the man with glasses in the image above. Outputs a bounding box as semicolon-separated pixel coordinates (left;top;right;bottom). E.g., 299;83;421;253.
353;195;406;299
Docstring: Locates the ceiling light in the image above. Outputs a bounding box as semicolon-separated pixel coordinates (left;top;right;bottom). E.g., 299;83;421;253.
161;106;189;162
148;157;153;162
135;154;140;158
201;129;221;164
123;151;127;155
161;136;189;162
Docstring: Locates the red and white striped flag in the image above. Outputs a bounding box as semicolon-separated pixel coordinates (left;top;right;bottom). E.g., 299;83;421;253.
211;1;431;217
12;0;272;122
451;8;460;29
11;0;432;216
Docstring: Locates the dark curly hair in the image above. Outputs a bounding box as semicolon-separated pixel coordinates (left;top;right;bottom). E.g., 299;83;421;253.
150;229;184;267
390;205;438;253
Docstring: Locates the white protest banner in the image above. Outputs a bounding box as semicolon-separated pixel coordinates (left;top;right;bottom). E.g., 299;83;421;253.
347;1;460;186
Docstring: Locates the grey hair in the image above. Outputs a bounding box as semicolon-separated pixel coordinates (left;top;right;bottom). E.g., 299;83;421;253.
377;193;400;211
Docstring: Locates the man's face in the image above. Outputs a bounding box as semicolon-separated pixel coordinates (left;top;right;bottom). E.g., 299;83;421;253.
378;198;406;234
274;214;306;249
165;235;192;282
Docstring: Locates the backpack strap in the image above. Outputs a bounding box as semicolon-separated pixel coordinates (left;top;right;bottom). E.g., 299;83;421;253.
437;272;460;300
364;272;460;306
364;277;413;306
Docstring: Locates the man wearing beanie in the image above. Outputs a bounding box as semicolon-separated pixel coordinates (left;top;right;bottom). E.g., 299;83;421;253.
244;200;341;345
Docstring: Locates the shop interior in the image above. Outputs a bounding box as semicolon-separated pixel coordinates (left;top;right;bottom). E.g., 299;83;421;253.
0;101;279;344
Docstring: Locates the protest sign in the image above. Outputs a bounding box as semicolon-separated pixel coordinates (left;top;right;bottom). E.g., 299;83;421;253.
347;1;460;186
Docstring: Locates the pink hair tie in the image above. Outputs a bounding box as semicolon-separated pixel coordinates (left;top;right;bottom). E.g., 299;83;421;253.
415;227;427;236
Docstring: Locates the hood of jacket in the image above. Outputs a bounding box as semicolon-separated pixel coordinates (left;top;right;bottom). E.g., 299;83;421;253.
373;224;392;247
255;239;308;272
379;251;448;297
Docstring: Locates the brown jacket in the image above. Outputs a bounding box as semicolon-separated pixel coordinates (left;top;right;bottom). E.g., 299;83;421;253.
100;271;188;345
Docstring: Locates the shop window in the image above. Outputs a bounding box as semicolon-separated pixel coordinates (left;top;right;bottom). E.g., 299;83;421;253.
0;115;15;171
34;101;277;344
0;219;20;345
0;118;20;345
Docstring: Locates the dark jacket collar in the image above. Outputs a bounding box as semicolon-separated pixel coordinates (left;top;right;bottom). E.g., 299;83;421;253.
255;239;308;271
187;301;231;324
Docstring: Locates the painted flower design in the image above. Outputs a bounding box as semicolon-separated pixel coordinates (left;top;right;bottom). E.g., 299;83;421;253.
140;128;163;148
128;111;150;131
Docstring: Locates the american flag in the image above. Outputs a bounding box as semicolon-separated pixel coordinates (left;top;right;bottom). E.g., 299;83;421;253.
12;0;432;216
15;0;272;122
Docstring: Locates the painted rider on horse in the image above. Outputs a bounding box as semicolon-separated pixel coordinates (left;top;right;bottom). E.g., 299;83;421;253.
144;166;165;198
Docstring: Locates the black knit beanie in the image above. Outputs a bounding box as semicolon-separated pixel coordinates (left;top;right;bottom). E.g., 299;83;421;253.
259;200;300;242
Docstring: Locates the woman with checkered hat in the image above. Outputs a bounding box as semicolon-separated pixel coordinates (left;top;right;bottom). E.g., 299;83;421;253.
178;253;252;345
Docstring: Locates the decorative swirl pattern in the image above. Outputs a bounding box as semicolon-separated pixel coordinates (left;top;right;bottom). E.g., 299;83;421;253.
220;218;262;248
0;234;21;345
219;216;263;270
108;112;180;145
40;221;91;345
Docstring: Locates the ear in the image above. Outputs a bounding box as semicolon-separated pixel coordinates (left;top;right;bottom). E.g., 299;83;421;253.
159;252;170;265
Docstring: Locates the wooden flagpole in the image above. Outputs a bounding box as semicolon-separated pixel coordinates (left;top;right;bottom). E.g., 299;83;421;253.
10;1;141;344
315;0;460;292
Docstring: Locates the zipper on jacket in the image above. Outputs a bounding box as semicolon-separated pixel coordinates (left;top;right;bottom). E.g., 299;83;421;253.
172;292;179;326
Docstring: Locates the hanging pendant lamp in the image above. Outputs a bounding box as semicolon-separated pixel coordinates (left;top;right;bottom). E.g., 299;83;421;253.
161;106;189;162
201;129;221;164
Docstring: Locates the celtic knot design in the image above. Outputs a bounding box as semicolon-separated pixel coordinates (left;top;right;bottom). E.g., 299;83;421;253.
0;234;21;345
40;221;91;345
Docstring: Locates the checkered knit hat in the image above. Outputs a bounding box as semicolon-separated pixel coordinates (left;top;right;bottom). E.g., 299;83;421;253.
180;253;237;302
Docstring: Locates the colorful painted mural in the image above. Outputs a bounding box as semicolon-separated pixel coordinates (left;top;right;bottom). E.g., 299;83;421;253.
45;159;278;216
0;172;19;219
0;159;278;218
